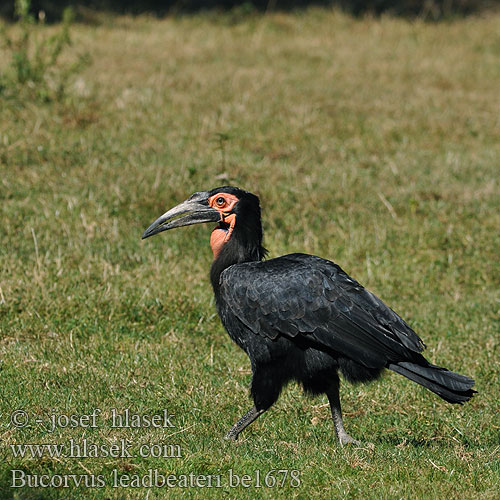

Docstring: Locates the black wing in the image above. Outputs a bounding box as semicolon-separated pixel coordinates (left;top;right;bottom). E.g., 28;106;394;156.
219;253;425;369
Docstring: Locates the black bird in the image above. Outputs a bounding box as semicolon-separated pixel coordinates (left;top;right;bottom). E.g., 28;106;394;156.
142;187;475;445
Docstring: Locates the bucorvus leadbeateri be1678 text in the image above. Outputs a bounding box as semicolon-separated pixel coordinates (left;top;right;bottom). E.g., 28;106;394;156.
142;187;475;446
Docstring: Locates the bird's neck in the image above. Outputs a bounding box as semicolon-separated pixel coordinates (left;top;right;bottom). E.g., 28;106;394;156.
210;225;266;292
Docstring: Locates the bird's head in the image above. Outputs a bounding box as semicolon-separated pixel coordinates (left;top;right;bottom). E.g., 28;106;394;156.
142;186;266;261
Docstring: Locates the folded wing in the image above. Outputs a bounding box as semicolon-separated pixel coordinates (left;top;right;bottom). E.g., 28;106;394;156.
219;253;425;369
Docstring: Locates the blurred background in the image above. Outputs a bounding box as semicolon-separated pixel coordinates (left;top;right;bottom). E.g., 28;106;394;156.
0;0;497;20
1;1;499;498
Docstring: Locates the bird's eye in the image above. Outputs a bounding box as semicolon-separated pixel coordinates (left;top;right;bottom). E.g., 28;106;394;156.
216;196;226;207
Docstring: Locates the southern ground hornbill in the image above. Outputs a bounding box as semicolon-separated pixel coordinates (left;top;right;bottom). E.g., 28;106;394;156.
142;186;475;445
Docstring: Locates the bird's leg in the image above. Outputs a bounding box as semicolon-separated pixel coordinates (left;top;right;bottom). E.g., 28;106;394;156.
326;386;361;447
224;406;264;441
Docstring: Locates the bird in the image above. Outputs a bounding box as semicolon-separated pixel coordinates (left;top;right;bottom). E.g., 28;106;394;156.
142;186;475;446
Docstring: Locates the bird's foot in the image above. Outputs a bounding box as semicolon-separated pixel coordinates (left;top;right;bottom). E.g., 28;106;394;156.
338;434;374;449
338;434;362;447
224;430;239;442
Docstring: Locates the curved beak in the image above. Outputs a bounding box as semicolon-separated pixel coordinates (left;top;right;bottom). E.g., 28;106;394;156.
142;195;221;239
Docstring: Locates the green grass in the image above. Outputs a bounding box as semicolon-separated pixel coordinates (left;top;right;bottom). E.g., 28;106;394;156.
1;7;499;499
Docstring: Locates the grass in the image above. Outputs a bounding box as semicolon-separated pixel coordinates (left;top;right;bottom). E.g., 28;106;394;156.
1;7;499;499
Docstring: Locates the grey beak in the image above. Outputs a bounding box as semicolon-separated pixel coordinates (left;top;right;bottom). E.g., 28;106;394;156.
142;199;221;239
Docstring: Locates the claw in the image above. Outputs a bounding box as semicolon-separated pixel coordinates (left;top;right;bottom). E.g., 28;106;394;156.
339;435;374;449
339;435;362;447
224;431;238;441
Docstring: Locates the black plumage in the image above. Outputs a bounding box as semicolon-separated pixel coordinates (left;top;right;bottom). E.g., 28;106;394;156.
142;186;475;445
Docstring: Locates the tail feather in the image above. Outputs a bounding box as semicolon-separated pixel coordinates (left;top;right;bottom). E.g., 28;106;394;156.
388;361;476;404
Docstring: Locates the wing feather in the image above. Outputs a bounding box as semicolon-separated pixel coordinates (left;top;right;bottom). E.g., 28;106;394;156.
219;253;425;367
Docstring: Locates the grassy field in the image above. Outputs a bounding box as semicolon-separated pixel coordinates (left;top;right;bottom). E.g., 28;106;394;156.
1;7;499;499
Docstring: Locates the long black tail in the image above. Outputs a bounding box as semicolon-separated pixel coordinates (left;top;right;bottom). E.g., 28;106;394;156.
388;359;476;404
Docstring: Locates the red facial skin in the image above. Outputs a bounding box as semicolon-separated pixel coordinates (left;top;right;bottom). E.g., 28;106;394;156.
208;193;239;259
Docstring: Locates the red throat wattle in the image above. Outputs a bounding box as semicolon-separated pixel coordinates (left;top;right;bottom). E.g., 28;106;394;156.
208;193;239;259
210;213;236;259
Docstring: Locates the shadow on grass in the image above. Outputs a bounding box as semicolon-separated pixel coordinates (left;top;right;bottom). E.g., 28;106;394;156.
376;433;495;448
0;468;49;500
